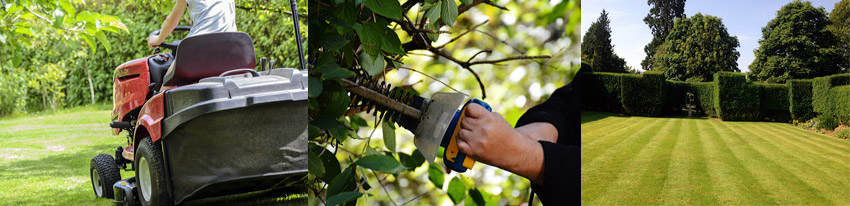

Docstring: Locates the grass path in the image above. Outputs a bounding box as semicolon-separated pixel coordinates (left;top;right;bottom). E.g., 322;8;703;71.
581;111;850;205
0;105;306;205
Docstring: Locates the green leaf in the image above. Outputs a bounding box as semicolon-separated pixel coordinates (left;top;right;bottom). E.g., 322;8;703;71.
355;154;405;174
308;77;322;97
349;115;368;129
459;0;472;5
326;191;362;206
440;0;458;26
59;0;75;17
425;1;441;24
399;149;426;169
447;177;467;204
310;144;341;182
319;31;346;51
52;14;64;29
327;165;356;197
319;67;355;80
308;150;325;177
94;31;111;54
465;188;494;206
13;26;35;37
80;34;96;53
428;163;445;188
382;120;396;153
363;0;402;20
352;23;381;57
359;53;385;76
311;116;344;130
379;26;404;55
426;19;441;42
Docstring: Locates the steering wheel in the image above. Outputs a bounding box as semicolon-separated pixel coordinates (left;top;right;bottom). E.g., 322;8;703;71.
149;26;191;51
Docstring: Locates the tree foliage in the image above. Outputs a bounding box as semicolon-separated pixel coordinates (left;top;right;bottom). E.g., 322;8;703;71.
581;10;628;73
828;0;850;71
0;0;307;116
641;0;686;71
307;0;576;204
749;0;845;83
651;13;739;82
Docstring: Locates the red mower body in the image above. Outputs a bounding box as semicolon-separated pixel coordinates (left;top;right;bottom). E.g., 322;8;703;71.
111;57;152;135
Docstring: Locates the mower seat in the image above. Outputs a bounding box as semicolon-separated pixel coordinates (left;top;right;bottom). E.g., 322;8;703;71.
162;32;256;87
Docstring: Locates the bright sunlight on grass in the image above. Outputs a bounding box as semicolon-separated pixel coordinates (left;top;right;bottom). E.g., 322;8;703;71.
581;111;850;205
0;105;306;205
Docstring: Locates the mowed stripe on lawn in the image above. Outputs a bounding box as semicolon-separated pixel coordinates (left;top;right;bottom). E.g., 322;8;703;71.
581;111;850;205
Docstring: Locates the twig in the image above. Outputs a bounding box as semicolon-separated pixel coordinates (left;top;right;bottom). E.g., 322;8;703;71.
397;66;468;95
413;29;452;34
400;193;424;205
372;170;399;206
435;20;489;49
474;29;525;53
467;50;492;62
469;55;551;66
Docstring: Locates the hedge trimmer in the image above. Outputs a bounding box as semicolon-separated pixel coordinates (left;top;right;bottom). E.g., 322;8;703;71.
342;75;490;173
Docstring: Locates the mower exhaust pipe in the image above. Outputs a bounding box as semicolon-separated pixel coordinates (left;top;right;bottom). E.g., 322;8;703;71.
289;0;306;89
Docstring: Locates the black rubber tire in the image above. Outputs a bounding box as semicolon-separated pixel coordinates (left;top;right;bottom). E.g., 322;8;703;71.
136;137;173;206
91;154;121;199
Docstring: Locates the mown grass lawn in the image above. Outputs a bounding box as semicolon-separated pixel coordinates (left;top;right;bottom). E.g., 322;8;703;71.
581;111;850;205
0;105;306;205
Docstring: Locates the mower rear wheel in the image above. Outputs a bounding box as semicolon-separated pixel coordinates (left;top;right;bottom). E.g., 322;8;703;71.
136;137;172;206
90;154;121;198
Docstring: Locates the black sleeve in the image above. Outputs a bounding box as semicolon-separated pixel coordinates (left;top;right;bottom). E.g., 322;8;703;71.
515;75;581;205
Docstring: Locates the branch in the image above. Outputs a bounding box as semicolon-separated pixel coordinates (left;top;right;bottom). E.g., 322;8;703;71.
398;66;468;95
469;55;551;66
412;29;452;34
434;20;489;49
372;170;399;206
235;5;308;18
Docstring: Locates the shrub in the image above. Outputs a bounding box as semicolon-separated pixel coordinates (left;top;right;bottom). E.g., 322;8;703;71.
787;79;814;121
714;72;760;121
621;71;665;116
663;81;688;115
757;83;790;122
813;73;850;125
581;72;624;113
835;125;850;139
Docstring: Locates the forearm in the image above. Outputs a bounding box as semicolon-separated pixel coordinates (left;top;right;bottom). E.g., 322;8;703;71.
502;137;545;185
157;0;186;42
515;122;558;143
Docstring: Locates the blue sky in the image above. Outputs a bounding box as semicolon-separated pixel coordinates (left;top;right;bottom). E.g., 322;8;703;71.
581;0;841;72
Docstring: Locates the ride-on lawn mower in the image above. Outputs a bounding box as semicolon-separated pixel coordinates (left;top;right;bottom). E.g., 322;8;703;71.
88;1;308;205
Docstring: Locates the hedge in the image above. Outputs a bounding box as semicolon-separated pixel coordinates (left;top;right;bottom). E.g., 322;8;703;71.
757;83;790;122
787;79;814;121
813;73;850;126
621;72;665;116
714;72;761;121
685;82;716;117
663;81;688;115
581;72;624;113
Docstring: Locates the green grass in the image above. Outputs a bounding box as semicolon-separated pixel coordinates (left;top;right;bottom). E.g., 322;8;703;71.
581;111;850;205
0;105;306;205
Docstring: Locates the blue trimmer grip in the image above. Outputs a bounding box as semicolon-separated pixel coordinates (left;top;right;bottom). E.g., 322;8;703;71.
442;99;491;172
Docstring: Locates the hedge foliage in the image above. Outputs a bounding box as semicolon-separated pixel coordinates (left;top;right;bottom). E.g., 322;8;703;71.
714;72;760;121
813;73;850;125
757;83;790;122
580;71;624;113
787;79;814;121
581;71;848;123
620;72;665;116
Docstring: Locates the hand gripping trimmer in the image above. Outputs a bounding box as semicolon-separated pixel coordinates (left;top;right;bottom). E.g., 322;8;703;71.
341;78;490;172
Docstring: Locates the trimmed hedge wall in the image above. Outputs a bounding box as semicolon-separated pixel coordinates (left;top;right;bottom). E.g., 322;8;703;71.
621;72;665;116
787;79;814;121
813;73;850;125
581;72;625;113
757;83;790;122
663;81;716;117
714;72;761;121
686;82;717;117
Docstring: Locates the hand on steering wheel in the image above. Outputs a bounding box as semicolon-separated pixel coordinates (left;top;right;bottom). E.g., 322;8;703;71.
147;35;163;49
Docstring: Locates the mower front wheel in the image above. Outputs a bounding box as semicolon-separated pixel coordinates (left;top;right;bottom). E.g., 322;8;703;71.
136;137;172;206
91;154;121;198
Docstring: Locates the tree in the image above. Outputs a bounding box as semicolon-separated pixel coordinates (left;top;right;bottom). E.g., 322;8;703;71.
749;0;844;83
581;10;628;73
307;0;572;205
651;13;740;82
641;0;686;71
829;0;850;71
